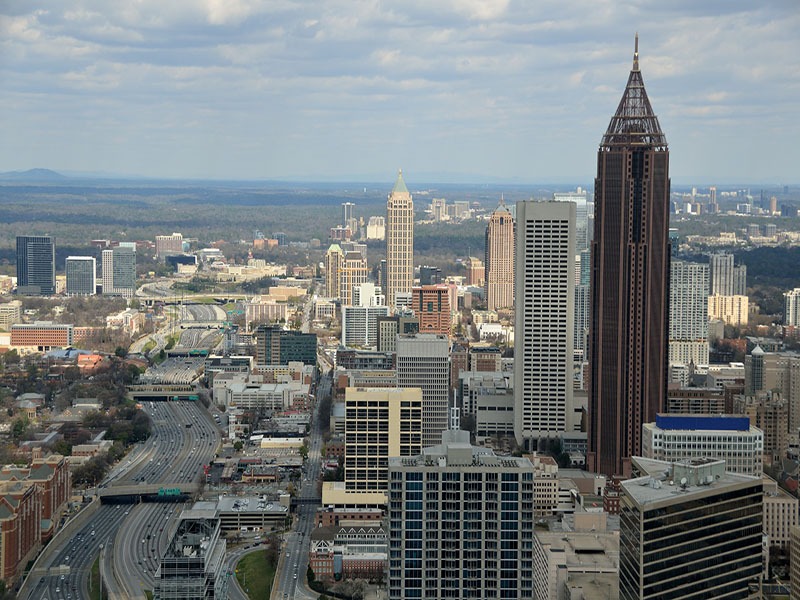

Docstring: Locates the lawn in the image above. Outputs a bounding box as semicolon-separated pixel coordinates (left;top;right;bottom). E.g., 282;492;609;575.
141;339;156;354
89;556;103;600
236;550;276;599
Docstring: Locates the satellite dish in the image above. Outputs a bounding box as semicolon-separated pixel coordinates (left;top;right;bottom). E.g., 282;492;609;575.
680;477;687;487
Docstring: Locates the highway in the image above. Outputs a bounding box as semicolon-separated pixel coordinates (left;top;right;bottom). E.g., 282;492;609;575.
111;401;220;596
24;401;220;600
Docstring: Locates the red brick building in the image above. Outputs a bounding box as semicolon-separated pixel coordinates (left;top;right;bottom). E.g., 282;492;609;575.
315;507;383;528
412;285;451;336
10;322;73;351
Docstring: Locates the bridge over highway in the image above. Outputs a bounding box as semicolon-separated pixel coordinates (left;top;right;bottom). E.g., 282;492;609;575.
137;293;249;306
127;384;199;401
98;482;200;503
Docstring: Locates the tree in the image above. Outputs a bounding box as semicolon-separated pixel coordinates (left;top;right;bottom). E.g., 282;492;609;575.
52;440;72;456
233;441;243;451
114;346;128;358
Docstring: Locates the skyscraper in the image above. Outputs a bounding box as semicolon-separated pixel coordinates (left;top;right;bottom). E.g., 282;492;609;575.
588;37;671;477
324;244;343;299
341;202;354;228
340;251;368;306
484;201;514;310
396;333;450;448
554;190;589;251
65;256;97;296
669;260;709;366
411;285;451;335
709;253;747;296
387;430;536;600
16;235;55;296
101;246;136;298
514;200;576;448
385;170;413;308
785;287;800;327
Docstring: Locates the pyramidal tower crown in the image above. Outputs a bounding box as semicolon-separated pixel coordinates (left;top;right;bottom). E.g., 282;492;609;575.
601;34;667;151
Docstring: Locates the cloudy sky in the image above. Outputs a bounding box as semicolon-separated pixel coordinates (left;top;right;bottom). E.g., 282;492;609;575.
1;0;798;183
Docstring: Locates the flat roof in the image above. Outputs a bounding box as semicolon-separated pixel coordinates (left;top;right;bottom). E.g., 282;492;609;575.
217;496;288;513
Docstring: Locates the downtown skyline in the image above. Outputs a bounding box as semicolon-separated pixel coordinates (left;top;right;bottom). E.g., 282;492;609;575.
1;1;799;183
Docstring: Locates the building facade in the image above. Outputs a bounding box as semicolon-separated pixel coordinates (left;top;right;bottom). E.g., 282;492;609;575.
65;256;97;296
708;294;749;326
745;348;800;433
464;256;485;287
10;321;73;351
155;233;183;258
325;244;343;299
341;305;390;347
341;251;369;306
387;430;537;600
396;334;450;448
484;202;515;310
785;287;800;328
253;325;317;366
589;40;671;477
620;458;762;600
514;200;575;448
16;235;55;296
669;260;709;366
709;253;747;296
411;285;451;335
344;388;422;491
385;170;414;308
642;414;763;476
101;246;136;298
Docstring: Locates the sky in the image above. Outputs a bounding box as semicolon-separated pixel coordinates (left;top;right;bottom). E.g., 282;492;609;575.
1;0;798;184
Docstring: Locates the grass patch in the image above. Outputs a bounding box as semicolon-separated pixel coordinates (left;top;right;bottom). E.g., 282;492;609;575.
235;550;276;599
89;556;103;600
144;592;154;600
164;333;179;350
141;340;156;354
192;296;218;304
223;302;237;311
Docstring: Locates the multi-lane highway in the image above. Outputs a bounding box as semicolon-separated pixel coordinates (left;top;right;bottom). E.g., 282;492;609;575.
24;401;220;600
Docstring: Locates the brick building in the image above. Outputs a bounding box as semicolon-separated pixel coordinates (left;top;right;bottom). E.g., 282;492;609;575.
411;285;451;336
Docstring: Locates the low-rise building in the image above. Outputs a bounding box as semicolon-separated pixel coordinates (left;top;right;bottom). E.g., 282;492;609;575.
10;321;73;352
763;476;798;550
309;522;387;582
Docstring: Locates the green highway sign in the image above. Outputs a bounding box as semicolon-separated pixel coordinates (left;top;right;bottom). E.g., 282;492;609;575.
158;488;181;496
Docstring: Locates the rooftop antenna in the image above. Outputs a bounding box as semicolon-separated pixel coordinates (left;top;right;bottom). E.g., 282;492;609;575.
633;32;639;71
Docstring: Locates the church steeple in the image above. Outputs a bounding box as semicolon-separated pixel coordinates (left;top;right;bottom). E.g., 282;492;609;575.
601;35;667;150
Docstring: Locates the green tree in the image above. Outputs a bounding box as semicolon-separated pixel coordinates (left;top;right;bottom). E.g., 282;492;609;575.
233;441;243;451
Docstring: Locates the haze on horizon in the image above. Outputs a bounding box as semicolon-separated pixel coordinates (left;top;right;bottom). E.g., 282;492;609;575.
1;0;798;184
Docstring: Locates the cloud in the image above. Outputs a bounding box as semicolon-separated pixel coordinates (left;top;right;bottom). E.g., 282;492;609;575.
0;0;798;181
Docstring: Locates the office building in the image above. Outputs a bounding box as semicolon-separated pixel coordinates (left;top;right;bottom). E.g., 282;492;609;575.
733;391;789;465
396;333;450;448
154;508;227;600
514;200;575;448
470;347;502;372
418;265;441;286
341;304;390;347
642;414;763;476
533;528;619;600
785;288;800;327
457;371;514;440
387;430;537;600
0;300;22;331
763;476;798;550
366;216;385;241
344;388;422;491
375;315;418;353
336;348;395;371
554;189;589;251
342;202;354;228
155;232;183;258
464;256;484;287
324;244;343;299
708;294;749;326
65;256;96;296
253;325;317;366
484;201;515;310
10;322;73;351
385;170;413;307
620;458;762;600
16;235;55;296
669;260;709;366
665;384;726;414
709;253;747;296
101;246;136;298
588;38;671;477
340;251;368;306
411;285;451;335
745;347;800;433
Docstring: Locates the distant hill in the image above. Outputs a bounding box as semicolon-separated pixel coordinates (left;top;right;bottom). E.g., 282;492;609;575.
0;168;67;182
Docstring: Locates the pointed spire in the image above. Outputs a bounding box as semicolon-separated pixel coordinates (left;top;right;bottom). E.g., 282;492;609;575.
391;169;409;195
600;35;667;150
500;193;505;206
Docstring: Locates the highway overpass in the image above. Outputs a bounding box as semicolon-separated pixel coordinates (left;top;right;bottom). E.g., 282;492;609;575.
98;482;200;503
127;384;199;402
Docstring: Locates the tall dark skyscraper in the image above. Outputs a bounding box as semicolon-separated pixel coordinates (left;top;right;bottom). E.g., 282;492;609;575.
588;36;671;477
16;235;56;296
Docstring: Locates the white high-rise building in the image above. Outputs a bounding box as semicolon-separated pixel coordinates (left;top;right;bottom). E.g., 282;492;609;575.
65;256;96;296
341;304;390;347
386;170;413;308
514;201;575;448
669;260;710;366
396;333;450;448
785;288;800;328
709;253;747;296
